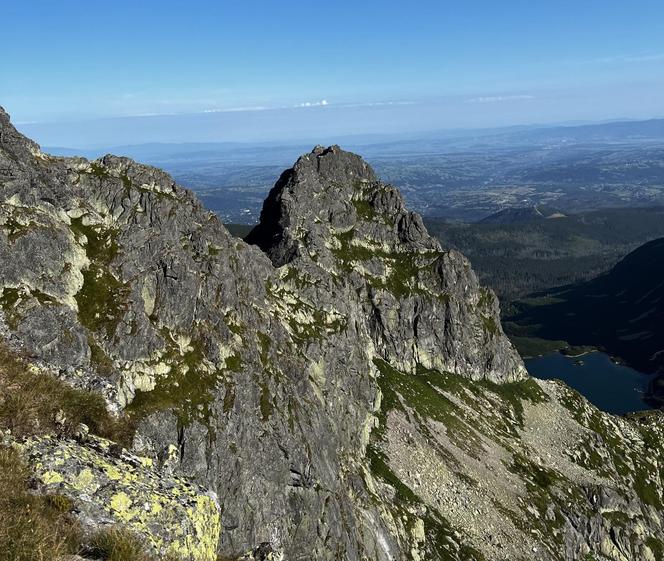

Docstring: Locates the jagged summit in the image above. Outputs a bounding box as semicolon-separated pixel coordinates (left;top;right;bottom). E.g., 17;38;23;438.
246;145;380;260
307;144;377;182
0;105;41;161
247;144;432;263
248;143;526;382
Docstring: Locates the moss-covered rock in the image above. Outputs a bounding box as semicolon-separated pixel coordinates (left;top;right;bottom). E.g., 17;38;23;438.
18;433;220;561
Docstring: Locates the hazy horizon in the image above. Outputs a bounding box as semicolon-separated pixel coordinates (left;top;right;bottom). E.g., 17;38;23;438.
11;109;664;152
4;1;664;148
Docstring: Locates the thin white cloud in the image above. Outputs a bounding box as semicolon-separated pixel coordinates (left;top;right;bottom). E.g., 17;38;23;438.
593;53;664;64
47;98;420;121
292;99;419;110
203;106;269;113
294;100;329;108
340;100;417;108
466;94;535;104
203;99;415;113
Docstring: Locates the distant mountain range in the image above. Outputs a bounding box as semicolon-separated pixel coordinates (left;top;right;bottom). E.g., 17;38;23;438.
45;116;664;161
41;116;664;225
478;117;664;147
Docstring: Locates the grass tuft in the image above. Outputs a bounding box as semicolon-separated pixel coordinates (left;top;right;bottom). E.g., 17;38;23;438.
0;344;134;446
87;526;155;561
0;446;82;561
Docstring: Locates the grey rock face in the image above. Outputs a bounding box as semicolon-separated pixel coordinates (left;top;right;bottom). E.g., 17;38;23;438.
1;108;663;561
247;145;526;383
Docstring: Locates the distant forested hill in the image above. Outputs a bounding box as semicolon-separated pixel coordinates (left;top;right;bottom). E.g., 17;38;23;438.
505;238;664;403
425;206;664;303
224;223;253;239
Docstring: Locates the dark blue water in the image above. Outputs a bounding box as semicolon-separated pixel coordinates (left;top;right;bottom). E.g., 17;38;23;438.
525;351;655;415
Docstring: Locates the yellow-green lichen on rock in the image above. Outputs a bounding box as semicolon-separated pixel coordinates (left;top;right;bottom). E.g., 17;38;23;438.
20;433;220;561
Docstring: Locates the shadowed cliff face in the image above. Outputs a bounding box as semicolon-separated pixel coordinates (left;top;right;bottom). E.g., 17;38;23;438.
1;108;663;561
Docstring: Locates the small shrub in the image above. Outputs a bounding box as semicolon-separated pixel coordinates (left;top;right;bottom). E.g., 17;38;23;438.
45;493;74;513
87;526;155;561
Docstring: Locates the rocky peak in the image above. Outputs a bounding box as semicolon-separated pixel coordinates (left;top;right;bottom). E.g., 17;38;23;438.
0;105;41;162
0;105;11;128
247;145;431;264
248;145;526;383
304;144;377;183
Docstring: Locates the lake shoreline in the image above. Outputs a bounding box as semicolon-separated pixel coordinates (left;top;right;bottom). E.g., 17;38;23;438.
525;350;656;416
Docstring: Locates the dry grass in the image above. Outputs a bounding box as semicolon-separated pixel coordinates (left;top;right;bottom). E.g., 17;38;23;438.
0;344;156;560
0;448;166;561
0;346;181;560
87;526;157;561
0;344;134;446
0;446;82;561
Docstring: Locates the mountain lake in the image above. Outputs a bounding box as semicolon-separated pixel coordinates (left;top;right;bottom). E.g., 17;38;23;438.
525;351;656;415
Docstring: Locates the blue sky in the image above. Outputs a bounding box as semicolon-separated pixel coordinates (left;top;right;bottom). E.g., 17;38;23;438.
3;0;664;146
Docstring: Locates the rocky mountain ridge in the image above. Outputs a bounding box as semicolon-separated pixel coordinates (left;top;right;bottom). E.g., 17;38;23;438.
0;106;663;561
